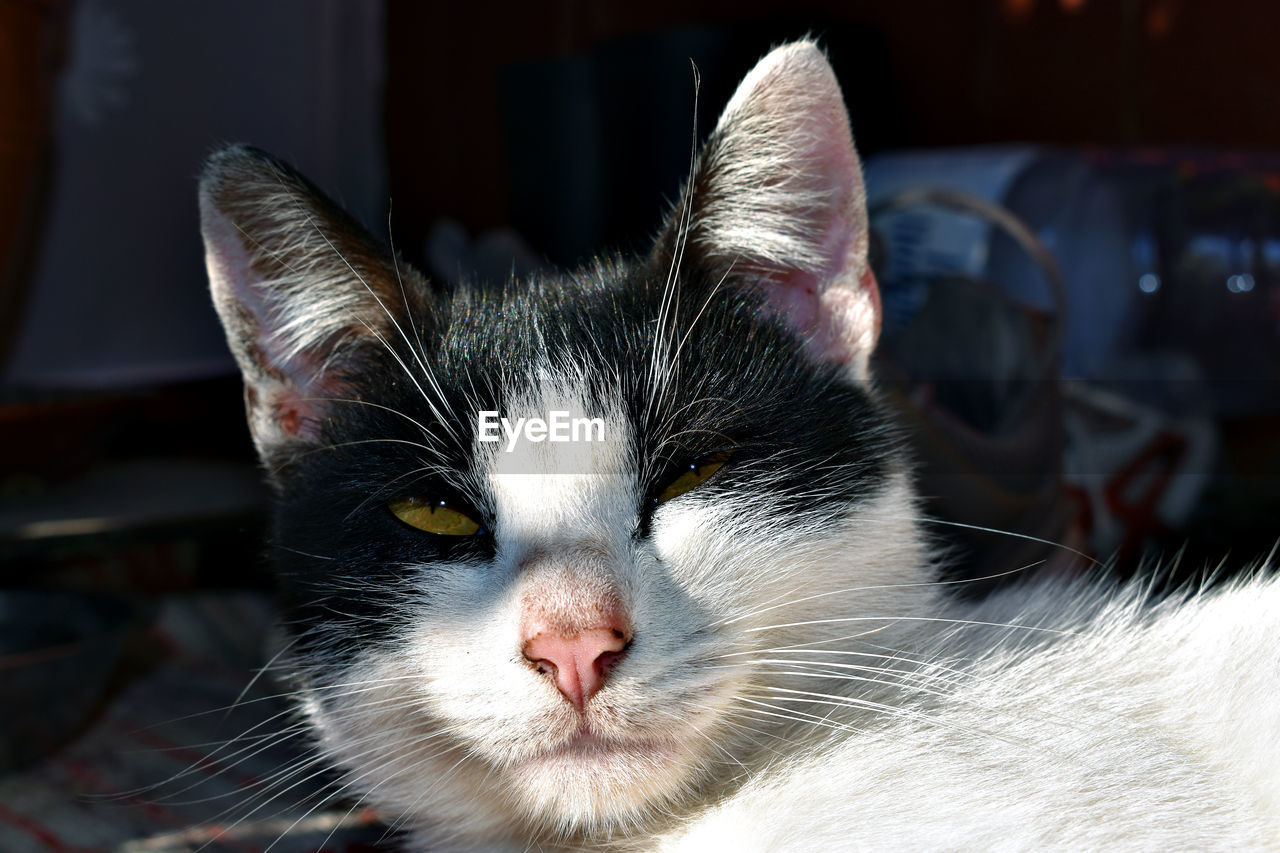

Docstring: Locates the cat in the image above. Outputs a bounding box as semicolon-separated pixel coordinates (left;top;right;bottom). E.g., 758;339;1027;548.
201;41;1280;851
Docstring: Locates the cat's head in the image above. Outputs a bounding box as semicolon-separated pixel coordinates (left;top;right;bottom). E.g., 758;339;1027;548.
202;41;930;844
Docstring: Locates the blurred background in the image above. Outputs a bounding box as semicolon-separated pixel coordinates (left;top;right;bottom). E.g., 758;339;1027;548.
2;0;1279;850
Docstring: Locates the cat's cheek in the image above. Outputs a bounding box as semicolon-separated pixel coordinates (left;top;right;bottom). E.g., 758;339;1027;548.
649;496;794;614
392;571;563;737
296;653;529;843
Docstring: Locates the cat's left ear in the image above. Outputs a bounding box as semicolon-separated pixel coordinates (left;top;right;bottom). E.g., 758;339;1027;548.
654;41;881;380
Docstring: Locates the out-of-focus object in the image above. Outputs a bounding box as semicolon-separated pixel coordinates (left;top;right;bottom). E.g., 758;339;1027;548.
0;588;147;771
1090;148;1280;418
1062;378;1218;567
0;0;67;371
3;0;385;391
868;184;1075;592
866;147;1132;381
1083;149;1280;572
865;146;1280;580
425;218;544;287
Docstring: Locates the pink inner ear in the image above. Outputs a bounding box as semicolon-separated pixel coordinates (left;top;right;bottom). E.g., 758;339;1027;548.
738;98;880;370
761;267;882;369
271;386;314;440
205;201;344;448
761;270;823;338
245;339;341;446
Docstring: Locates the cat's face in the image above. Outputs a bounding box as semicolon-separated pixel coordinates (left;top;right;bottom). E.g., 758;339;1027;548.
203;42;932;844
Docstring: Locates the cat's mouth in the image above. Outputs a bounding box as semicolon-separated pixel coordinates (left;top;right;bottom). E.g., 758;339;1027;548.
528;725;673;768
502;723;692;829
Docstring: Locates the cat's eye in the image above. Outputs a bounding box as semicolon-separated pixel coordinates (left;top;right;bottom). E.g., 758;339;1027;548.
389;497;482;536
655;451;733;505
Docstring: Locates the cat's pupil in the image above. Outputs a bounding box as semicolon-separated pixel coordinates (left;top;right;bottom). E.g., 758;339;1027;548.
654;451;733;506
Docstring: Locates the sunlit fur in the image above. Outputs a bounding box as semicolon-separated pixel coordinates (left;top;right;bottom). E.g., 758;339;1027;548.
656;574;1280;851
200;40;1280;853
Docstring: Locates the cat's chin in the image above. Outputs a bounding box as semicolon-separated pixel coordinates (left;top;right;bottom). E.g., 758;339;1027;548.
506;728;693;831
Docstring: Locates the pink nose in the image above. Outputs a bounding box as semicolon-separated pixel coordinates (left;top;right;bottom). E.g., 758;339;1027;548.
522;624;631;711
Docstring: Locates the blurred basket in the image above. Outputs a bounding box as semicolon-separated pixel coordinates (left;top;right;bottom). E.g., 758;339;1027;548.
871;187;1081;592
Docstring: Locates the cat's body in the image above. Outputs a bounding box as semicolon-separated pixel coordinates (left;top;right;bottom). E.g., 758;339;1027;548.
660;576;1280;851
201;42;1280;851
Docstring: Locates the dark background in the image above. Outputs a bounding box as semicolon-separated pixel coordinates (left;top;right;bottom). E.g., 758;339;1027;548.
385;1;1280;263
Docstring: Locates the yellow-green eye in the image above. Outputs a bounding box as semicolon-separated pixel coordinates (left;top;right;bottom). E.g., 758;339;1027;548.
655;451;733;505
389;497;482;536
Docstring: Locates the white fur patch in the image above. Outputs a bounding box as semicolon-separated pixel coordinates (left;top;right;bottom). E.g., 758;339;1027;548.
655;575;1280;851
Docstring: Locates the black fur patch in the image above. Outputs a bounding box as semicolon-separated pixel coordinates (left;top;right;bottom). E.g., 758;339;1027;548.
266;248;899;663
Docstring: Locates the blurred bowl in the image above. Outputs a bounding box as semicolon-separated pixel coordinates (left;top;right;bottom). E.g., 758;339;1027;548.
0;589;146;772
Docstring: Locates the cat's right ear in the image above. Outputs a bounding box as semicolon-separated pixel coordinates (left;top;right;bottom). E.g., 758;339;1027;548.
653;42;881;381
200;145;423;470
